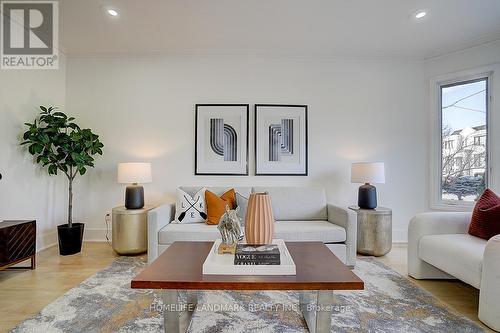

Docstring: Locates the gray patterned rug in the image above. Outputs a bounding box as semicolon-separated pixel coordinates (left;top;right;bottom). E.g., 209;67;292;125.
11;257;484;333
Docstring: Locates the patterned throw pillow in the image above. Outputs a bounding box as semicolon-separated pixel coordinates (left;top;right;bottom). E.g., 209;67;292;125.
205;189;236;225
174;187;207;223
468;189;500;240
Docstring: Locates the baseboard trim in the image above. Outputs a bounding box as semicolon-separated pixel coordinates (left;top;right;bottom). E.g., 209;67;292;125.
37;242;57;252
84;228;110;242
36;228;110;252
37;230;57;252
392;229;407;243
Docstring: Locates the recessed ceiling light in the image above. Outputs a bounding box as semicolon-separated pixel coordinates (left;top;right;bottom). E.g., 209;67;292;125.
106;8;119;17
414;10;427;19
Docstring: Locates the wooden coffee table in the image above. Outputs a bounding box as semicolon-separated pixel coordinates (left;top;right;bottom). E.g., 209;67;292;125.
131;241;363;333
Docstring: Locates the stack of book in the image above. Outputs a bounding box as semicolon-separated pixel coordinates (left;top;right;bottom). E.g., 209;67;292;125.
234;244;280;265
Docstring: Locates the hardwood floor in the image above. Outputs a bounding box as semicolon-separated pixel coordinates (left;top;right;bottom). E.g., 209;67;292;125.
0;242;119;333
0;242;492;332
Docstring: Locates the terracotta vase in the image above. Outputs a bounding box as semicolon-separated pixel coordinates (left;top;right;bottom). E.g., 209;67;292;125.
245;192;275;245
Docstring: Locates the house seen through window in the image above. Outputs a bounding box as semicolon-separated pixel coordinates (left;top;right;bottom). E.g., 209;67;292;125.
440;78;488;202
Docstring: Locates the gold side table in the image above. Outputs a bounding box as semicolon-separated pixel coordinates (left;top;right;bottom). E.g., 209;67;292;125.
348;206;392;257
112;205;154;255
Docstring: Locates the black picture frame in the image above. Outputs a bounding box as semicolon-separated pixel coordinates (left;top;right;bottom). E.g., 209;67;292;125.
195;104;249;176
255;104;308;176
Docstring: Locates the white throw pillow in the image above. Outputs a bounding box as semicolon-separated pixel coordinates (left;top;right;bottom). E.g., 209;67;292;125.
235;192;249;225
175;187;207;223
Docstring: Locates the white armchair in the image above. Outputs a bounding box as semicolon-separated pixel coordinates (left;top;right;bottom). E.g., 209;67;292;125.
408;212;500;331
328;204;357;267
147;203;174;264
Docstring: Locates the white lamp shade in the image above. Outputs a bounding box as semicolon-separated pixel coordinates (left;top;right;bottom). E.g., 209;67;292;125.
351;162;385;184
117;163;152;184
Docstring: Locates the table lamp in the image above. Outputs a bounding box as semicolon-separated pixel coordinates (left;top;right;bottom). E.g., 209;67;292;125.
117;163;152;209
351;162;385;209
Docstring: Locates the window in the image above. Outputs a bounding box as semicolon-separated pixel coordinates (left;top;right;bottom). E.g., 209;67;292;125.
443;140;454;150
474;153;486;168
440;77;489;203
473;135;486;146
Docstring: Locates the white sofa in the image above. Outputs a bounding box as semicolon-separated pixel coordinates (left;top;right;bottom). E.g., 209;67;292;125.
408;212;500;331
148;186;357;267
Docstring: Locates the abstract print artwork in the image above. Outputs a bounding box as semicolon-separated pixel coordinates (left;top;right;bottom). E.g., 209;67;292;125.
255;105;308;175
269;118;294;161
195;104;249;175
210;118;237;161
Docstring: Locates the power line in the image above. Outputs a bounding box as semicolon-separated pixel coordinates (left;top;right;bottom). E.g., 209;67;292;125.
450;105;485;113
442;89;486;110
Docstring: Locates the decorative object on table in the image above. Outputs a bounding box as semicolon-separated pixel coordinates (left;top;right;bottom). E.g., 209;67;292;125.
255;104;308;175
351;162;385;209
112;206;153;255
0;220;36;270
117;163;152;210
234;243;280;265
203;239;295;275
245;192;275;244
349;206;392;256
205;188;236;225
217;206;244;254
174;187;207;223
21;106;104;256
468;188;500;240
195;104;249;175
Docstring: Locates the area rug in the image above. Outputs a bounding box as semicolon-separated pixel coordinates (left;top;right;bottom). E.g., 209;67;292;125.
10;257;484;333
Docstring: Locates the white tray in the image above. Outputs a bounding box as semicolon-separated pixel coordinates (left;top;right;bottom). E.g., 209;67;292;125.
202;239;296;275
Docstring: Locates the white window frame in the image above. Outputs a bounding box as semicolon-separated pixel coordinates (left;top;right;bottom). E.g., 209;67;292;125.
430;68;493;211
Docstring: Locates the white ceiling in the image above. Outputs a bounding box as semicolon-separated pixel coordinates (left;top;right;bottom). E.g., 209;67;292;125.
60;0;500;59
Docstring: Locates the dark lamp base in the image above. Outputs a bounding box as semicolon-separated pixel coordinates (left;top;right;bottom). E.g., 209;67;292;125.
125;185;144;209
358;183;377;209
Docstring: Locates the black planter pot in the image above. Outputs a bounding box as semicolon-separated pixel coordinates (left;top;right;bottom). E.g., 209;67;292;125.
57;223;84;255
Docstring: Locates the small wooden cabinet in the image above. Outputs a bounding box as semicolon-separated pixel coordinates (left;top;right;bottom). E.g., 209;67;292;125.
0;220;36;270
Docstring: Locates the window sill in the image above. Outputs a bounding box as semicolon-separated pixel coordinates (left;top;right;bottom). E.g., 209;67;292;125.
430;201;475;212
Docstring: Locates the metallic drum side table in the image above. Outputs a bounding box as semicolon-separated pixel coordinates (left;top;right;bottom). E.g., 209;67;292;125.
112;205;153;255
348;206;392;256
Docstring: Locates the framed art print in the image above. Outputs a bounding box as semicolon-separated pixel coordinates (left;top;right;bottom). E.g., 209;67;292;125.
195;104;249;175
255;104;308;176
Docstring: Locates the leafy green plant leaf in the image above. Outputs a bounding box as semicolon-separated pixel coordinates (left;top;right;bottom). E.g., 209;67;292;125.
20;106;104;179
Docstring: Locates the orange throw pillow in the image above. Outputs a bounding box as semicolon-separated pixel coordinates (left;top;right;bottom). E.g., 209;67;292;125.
205;189;236;225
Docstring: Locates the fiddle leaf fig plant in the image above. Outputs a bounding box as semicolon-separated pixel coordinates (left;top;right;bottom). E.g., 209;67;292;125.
21;106;104;227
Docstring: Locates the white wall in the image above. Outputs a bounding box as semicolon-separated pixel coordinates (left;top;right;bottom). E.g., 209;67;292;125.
0;56;66;251
66;55;427;242
424;40;500;77
6;41;498;248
